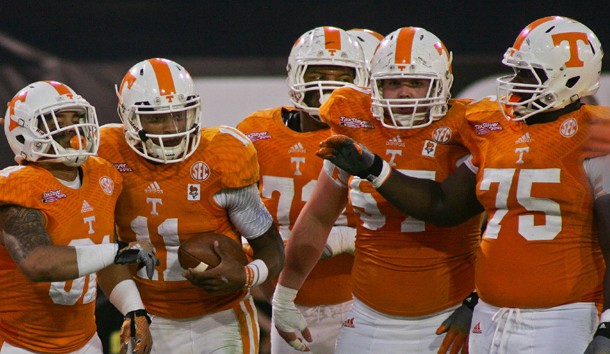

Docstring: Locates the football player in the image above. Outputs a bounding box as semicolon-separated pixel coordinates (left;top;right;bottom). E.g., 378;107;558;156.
237;26;365;353
319;16;610;354
0;81;156;354
98;58;284;354
273;27;484;353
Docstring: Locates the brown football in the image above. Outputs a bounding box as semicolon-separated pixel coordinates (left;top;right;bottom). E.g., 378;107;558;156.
178;232;248;271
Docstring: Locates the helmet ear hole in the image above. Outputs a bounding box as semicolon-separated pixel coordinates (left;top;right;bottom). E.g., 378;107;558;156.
566;76;580;88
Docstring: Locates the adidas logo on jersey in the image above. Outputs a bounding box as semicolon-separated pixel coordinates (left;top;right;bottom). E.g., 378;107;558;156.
515;132;531;144
342;317;355;328
386;136;405;147
472;322;482;334
145;181;163;194
288;142;306;154
81;200;94;213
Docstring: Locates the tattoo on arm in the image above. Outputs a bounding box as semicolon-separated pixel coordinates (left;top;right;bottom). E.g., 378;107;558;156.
0;205;51;263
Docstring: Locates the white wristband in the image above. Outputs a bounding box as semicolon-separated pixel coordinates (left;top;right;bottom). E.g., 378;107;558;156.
369;160;392;189
108;279;145;315
245;259;269;287
601;309;610;323
75;243;118;277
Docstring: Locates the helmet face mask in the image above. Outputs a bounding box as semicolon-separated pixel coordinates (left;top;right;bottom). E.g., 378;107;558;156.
117;58;202;163
4;81;99;167
497;16;603;121
370;27;453;130
287;26;368;120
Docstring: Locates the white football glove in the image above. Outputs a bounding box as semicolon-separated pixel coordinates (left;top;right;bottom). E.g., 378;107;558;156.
272;284;311;351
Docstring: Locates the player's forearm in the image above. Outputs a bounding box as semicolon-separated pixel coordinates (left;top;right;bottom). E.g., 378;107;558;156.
17;245;81;281
278;212;332;290
377;164;482;226
250;224;285;281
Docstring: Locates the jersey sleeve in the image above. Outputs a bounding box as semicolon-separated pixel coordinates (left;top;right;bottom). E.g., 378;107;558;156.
0;167;45;209
583;105;610;155
320;86;373;128
201;126;260;189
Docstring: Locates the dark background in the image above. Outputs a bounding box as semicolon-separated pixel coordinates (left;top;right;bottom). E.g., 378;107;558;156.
2;1;608;62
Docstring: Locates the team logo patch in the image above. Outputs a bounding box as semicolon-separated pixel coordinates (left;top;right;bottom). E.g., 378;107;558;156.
422;140;437;157
112;163;133;173
474;122;503;135
559;118;578;137
188;184;201;201
339;116;374;129
42;190;67;203
246;131;271;143
432;126;452;143
99;176;115;195
190;161;211;182
386;136;405;147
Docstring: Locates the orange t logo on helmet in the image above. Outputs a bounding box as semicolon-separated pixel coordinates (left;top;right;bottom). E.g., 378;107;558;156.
552;32;589;67
324;27;342;56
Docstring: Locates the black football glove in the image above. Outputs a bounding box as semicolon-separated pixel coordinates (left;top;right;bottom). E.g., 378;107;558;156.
317;135;383;180
114;241;160;280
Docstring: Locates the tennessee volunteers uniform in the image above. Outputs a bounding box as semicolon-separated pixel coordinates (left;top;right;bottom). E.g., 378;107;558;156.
98;124;260;352
0;158;122;353
238;107;355;353
463;98;607;308
321;86;482;317
238;107;354;306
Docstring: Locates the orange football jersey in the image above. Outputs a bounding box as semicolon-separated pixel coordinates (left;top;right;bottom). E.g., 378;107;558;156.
320;87;483;316
237;107;354;306
0;157;122;353
98;124;258;318
463;98;608;308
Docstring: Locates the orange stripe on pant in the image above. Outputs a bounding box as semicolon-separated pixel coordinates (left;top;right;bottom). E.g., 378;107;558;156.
236;296;259;354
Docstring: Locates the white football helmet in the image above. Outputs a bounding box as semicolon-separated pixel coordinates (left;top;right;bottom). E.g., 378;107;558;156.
348;28;384;69
370;27;453;129
4;81;98;166
287;26;368;119
116;58;202;163
497;16;603;121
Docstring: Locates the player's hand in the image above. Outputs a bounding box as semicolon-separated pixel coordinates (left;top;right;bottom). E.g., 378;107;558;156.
114;241;160;280
584;323;610;354
272;284;312;351
317;135;381;179
120;310;152;354
184;240;245;294
436;292;478;354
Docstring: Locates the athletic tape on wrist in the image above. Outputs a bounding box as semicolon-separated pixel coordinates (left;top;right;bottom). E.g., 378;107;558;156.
369;160;392;189
244;259;269;288
273;284;299;303
75;243;119;277
109;279;145;315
